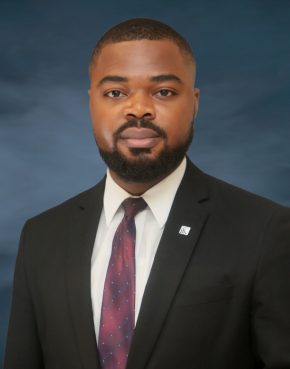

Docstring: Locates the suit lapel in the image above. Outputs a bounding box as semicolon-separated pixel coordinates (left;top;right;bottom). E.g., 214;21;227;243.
127;161;210;369
64;161;210;369
65;179;105;369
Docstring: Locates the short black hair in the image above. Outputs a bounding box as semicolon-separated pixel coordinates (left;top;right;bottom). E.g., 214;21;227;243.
89;18;196;74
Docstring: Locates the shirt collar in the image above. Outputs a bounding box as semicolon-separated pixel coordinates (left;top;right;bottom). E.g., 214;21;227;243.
103;157;187;228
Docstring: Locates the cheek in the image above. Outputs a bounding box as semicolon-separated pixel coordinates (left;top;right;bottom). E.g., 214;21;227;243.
102;127;112;143
92;121;116;151
157;96;194;123
158;108;194;147
166;125;191;147
90;109;115;150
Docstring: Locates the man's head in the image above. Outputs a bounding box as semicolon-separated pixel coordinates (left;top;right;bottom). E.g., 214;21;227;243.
89;18;196;79
88;18;199;186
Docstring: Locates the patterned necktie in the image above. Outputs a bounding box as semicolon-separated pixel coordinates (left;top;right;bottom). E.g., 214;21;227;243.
99;197;147;369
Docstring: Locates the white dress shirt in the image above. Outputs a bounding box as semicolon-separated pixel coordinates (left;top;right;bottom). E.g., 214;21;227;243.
91;157;187;341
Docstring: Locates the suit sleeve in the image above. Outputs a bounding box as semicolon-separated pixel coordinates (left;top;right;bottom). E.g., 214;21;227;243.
4;222;44;369
252;208;290;368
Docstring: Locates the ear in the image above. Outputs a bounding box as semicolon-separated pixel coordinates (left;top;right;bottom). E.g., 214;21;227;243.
193;87;200;119
88;89;91;96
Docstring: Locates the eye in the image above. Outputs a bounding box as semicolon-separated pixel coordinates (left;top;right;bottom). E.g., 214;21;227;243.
156;89;176;97
105;90;126;98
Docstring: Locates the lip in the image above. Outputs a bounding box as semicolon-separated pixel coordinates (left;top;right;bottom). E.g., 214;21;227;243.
119;128;160;139
118;128;161;149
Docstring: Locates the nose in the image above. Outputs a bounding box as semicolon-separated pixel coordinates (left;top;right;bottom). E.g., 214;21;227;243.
123;92;156;120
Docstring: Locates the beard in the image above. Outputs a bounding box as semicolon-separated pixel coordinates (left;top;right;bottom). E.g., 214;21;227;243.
98;119;194;182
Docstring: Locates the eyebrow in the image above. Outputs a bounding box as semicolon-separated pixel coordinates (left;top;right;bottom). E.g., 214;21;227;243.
98;74;183;86
98;75;128;86
150;74;183;84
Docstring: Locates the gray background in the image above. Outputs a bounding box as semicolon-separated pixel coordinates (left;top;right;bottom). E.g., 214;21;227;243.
1;0;290;364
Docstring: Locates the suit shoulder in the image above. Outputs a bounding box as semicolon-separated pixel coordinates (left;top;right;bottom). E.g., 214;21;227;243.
25;179;105;228
200;170;290;218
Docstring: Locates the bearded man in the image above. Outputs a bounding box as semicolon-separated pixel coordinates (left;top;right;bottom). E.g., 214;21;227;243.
5;18;290;369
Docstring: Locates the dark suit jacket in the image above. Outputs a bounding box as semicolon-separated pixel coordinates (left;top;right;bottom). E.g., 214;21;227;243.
4;160;290;369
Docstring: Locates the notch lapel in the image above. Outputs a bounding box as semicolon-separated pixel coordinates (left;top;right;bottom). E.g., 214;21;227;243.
127;162;210;369
65;180;105;369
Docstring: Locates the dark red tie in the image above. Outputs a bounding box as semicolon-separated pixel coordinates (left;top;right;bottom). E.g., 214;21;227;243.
99;197;147;369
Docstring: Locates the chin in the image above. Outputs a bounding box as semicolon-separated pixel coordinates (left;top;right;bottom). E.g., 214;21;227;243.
117;141;163;158
99;146;186;183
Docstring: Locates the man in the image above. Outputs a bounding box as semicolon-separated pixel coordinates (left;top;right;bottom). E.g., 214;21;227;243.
4;18;290;369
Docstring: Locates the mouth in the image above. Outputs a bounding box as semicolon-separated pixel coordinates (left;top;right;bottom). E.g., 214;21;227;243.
118;128;162;149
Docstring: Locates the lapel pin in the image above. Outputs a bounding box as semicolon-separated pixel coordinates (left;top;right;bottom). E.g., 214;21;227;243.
179;225;191;236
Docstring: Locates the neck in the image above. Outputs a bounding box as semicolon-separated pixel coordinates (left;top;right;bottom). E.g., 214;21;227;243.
109;171;171;196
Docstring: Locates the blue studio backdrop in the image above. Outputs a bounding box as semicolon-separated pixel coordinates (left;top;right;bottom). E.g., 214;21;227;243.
1;0;290;364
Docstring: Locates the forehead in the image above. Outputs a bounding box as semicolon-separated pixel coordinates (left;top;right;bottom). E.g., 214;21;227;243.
90;39;195;84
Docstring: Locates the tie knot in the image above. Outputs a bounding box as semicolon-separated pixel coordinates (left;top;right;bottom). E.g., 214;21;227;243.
122;197;147;220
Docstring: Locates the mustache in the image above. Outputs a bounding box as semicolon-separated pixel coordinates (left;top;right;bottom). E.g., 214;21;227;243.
114;119;167;139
